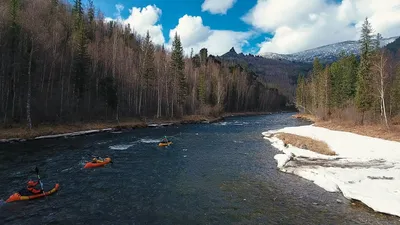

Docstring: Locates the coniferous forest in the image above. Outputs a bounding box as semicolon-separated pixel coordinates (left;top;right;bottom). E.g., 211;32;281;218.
296;18;400;127
0;0;288;129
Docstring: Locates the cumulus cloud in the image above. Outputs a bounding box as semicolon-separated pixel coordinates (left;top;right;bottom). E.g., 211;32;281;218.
124;5;165;46
169;15;211;47
243;0;400;54
169;15;252;55
201;0;237;15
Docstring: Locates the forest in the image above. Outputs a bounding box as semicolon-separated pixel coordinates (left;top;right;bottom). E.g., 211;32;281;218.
296;18;400;127
0;0;288;129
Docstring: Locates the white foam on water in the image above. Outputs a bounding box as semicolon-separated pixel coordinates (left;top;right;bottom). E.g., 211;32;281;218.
109;144;133;150
140;139;161;144
61;167;73;173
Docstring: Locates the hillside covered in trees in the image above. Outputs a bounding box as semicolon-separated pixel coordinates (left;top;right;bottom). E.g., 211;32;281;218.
221;47;312;99
0;0;289;129
296;18;400;127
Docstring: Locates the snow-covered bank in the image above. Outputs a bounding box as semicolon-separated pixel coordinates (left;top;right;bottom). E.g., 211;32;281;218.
35;128;113;140
0;128;114;143
263;125;400;217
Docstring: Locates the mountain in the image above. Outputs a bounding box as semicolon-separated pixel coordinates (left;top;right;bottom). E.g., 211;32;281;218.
262;36;399;63
220;48;312;99
385;36;400;58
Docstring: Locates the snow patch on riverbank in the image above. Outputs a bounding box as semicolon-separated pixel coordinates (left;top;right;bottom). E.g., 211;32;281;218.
263;125;400;217
35;128;113;140
1;129;114;143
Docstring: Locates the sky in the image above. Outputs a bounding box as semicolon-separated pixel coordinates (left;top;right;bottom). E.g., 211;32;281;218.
90;0;400;56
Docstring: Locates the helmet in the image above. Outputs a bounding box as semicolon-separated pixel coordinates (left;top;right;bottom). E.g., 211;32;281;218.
27;180;36;187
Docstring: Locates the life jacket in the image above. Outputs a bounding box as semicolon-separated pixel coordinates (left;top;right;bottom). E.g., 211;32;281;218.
27;181;41;194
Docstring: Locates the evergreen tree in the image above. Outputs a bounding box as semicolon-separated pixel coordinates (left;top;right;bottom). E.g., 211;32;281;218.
142;31;155;113
391;66;400;116
200;48;208;65
355;18;374;122
198;71;206;104
87;0;95;40
88;0;95;23
143;31;155;88
295;74;305;111
170;33;186;112
321;65;332;117
99;76;118;116
375;33;382;51
311;58;323;111
329;61;343;108
342;55;358;99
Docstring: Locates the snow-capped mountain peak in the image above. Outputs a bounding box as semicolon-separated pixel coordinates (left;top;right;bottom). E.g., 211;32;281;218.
261;36;399;63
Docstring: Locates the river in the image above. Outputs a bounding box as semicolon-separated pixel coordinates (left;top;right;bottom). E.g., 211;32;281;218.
0;113;399;225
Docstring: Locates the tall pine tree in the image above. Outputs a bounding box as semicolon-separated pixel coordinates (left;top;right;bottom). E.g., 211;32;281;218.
391;65;400;116
355;17;374;123
295;74;305;112
170;33;186;114
311;58;323;112
142;31;155;114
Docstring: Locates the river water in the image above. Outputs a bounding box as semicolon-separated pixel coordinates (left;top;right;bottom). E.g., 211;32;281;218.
0;113;399;225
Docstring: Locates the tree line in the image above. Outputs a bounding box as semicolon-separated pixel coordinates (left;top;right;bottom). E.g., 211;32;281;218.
296;18;400;127
0;0;288;129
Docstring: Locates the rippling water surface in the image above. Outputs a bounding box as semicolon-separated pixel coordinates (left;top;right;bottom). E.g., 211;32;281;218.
0;113;399;225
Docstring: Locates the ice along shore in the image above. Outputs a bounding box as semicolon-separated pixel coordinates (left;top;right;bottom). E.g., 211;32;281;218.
263;125;400;217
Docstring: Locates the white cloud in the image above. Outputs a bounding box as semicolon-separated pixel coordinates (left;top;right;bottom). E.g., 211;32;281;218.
169;15;211;47
201;0;237;15
169;15;252;56
124;5;165;46
244;0;400;55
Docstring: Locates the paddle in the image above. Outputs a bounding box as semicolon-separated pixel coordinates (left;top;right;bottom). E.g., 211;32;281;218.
35;167;46;197
35;167;55;208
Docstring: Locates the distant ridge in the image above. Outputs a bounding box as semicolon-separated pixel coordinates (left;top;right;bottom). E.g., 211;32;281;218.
261;36;399;63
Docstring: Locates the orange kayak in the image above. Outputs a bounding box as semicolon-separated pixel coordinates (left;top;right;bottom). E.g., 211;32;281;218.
84;157;112;169
158;142;173;147
6;183;60;203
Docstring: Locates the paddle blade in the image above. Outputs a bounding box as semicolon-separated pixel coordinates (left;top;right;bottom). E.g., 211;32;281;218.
35;167;39;175
0;199;5;207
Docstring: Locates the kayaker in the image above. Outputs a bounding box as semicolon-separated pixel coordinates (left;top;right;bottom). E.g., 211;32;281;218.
91;157;104;163
161;136;169;143
26;180;42;194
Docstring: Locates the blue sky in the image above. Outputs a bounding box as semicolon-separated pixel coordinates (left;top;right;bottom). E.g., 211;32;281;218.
91;0;264;54
87;0;400;56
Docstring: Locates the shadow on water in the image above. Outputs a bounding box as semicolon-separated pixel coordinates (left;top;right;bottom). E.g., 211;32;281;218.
0;113;399;225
